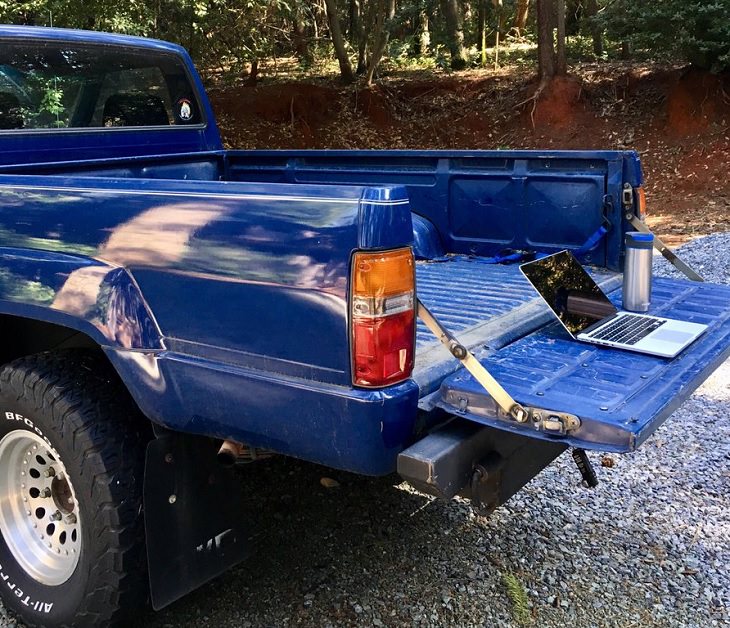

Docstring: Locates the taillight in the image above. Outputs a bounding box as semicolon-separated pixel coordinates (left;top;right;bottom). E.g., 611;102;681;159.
351;247;415;387
636;187;647;220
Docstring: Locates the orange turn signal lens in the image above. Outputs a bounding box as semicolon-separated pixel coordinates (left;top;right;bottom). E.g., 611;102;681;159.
352;248;415;298
636;187;647;220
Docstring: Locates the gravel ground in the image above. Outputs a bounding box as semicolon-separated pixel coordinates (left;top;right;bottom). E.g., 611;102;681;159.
2;235;729;628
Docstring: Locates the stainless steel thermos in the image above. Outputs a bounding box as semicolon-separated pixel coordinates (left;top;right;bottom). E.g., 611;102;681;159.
623;232;653;312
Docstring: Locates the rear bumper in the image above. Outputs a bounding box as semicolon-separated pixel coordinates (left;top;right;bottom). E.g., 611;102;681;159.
398;419;566;511
106;349;420;475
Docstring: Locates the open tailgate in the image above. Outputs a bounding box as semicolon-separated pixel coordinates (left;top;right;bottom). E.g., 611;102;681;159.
436;277;730;452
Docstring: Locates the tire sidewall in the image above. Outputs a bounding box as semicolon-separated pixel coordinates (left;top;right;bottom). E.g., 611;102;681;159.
0;398;94;626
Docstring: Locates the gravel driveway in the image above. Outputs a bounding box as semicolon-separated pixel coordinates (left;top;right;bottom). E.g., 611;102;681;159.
2;235;728;628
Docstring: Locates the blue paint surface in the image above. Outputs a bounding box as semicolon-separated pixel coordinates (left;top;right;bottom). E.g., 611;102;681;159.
438;278;730;451
106;347;421;475
0;26;723;477
415;260;542;346
0;174;412;383
227;149;640;271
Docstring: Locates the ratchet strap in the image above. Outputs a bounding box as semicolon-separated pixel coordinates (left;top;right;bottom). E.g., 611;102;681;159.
417;299;527;422
417;299;580;434
627;215;704;282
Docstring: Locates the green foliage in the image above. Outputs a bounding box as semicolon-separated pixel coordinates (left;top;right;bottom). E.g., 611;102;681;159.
602;0;730;72
3;0;726;82
386;40;436;70
502;571;531;625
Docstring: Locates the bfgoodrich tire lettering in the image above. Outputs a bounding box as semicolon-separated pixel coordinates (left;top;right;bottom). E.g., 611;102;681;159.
0;351;148;627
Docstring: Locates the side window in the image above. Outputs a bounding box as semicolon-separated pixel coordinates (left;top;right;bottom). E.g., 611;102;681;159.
92;67;172;127
0;70;24;129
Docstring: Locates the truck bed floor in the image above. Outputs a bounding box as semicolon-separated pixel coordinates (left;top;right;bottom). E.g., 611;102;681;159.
414;257;621;398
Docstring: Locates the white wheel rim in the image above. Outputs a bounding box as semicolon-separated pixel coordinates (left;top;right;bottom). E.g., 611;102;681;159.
0;430;82;585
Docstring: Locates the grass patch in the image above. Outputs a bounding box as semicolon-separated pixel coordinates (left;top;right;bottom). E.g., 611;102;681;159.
502;571;531;625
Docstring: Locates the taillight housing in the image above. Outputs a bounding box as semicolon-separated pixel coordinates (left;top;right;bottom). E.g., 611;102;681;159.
350;247;416;387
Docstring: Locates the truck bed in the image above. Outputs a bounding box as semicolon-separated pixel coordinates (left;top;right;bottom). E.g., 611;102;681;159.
413;257;621;398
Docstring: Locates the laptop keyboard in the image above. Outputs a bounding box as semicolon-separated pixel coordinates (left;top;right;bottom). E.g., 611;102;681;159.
586;314;666;345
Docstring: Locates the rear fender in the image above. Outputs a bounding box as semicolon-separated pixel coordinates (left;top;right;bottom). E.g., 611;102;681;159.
0;247;163;350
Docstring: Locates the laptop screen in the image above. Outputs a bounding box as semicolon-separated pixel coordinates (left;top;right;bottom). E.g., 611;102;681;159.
520;250;618;336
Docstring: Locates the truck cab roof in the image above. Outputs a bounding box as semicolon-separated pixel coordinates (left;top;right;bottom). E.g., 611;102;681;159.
0;25;189;56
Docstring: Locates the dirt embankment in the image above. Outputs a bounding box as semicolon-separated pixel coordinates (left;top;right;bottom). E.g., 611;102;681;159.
208;65;730;245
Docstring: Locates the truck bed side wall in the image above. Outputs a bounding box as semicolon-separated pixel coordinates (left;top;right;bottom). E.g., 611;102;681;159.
1;149;641;271
225;149;642;271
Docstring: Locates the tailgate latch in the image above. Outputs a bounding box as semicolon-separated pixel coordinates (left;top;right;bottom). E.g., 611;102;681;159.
527;408;581;435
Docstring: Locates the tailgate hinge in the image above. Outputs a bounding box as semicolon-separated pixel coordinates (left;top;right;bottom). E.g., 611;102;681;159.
418;300;581;434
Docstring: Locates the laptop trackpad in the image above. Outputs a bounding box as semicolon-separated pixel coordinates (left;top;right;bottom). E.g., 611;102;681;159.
649;329;694;344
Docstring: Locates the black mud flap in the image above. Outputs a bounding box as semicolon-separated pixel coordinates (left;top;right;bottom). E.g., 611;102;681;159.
144;434;250;610
437;277;730;452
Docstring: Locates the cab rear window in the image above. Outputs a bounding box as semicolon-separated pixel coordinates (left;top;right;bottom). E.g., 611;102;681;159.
0;40;203;130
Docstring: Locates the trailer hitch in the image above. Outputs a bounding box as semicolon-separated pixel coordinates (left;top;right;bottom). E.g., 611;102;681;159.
470;453;502;516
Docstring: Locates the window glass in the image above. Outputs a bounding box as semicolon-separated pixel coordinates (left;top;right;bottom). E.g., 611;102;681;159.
0;40;202;130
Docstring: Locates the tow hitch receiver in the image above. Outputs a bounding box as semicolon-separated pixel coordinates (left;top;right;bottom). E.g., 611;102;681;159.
470;454;502;516
398;420;566;514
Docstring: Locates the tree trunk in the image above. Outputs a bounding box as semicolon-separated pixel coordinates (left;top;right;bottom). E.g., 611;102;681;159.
357;37;368;74
586;0;603;57
350;0;367;73
493;0;506;32
416;7;431;56
536;0;555;80
366;0;397;85
356;0;374;74
477;0;486;65
349;0;357;36
441;0;468;70
293;14;313;64
513;0;529;34
246;58;259;86
621;40;632;59
555;0;566;75
492;0;503;69
324;0;355;83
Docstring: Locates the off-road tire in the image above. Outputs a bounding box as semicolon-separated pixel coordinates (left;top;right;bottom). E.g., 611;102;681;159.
0;350;149;627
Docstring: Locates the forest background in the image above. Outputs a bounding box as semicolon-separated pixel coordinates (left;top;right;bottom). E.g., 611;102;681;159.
2;0;729;243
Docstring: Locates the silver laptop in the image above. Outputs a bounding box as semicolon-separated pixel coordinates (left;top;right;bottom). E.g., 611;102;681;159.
520;250;707;358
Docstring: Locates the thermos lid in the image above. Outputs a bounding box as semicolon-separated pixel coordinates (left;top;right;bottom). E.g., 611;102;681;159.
626;231;653;248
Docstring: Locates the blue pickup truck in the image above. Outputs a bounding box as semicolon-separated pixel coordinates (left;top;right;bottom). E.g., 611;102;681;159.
0;25;728;628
